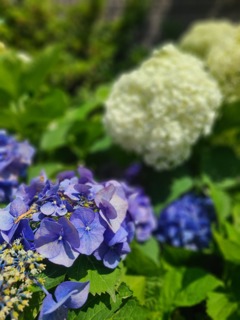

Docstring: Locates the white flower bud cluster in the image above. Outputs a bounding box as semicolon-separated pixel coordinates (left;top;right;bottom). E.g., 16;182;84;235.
104;44;222;170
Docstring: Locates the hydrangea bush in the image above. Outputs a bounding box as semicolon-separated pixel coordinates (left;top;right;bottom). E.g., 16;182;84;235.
104;44;222;170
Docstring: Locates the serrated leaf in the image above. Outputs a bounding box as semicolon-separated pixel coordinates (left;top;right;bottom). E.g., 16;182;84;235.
67;255;123;301
122;276;146;305
111;298;149;320
68;283;132;320
207;292;240;320
144;277;162;312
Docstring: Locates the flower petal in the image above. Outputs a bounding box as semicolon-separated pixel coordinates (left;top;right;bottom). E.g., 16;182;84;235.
55;281;90;309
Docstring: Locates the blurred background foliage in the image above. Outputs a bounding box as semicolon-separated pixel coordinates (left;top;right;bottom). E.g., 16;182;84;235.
0;0;240;200
0;0;239;190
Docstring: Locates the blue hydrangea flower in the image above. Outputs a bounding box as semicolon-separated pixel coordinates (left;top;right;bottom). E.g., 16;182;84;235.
94;227;131;269
127;190;156;242
39;281;90;320
0;130;35;202
34;217;80;267
0;197;33;245
70;207;106;255
155;193;215;250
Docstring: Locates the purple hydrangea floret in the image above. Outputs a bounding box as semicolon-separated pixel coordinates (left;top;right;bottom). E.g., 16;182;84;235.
155;193;216;250
0;130;35;202
39;281;90;320
35;217;80;267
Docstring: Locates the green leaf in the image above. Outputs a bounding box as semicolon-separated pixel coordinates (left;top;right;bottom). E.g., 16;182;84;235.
162;244;216;270
214;232;240;264
224;222;240;244
40;101;99;151
200;146;240;183
40;118;72;150
175;269;222;307
155;176;194;212
111;297;149;320
0;62;18;98
19;291;44;320
34;261;66;292
122;275;146;305
68;283;133;320
233;203;240;228
160;267;222;315
89;136;112;153
21;46;60;92
124;241;161;276
144;277;162;313
208;184;231;221
207;292;240;320
159;268;182;313
67;256;123;301
214;100;240;133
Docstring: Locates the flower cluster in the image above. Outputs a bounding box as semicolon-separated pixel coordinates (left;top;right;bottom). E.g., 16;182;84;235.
180;20;240;102
0;130;35;203
207;29;240;102
0;239;45;320
179;20;237;58
104;44;222;170
155;193;215;250
0;166;156;269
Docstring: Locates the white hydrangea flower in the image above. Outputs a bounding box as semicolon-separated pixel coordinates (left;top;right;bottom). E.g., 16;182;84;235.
179;20;237;58
207;29;240;102
104;44;222;170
